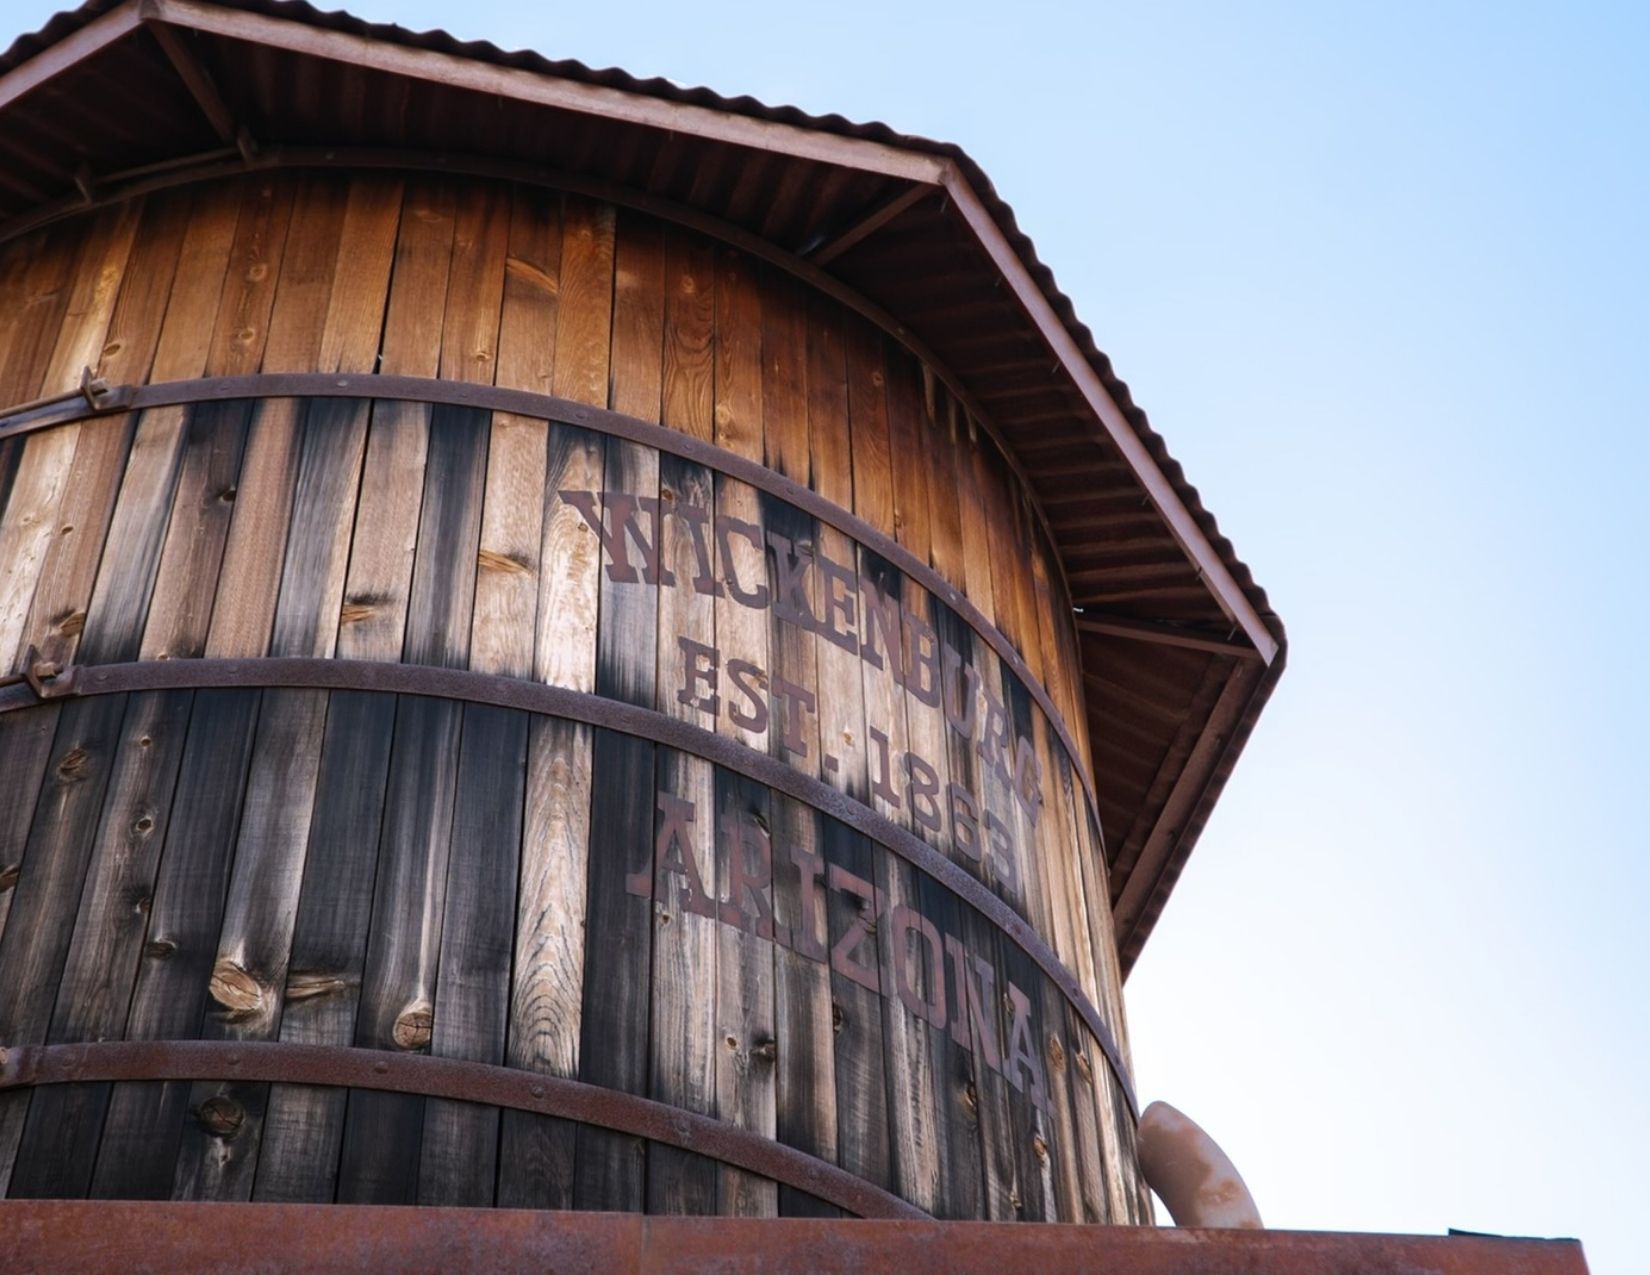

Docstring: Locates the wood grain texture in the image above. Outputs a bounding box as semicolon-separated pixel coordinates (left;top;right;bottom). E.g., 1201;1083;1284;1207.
0;695;128;1194
254;690;396;1203
9;691;192;1200
170;689;329;1201
420;703;527;1205
336;693;462;1204
90;689;261;1201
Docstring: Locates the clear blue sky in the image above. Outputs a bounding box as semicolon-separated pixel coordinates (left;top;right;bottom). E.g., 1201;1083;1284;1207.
14;0;1648;1268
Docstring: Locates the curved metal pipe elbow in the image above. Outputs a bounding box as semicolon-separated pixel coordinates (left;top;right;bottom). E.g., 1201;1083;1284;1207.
1137;1100;1263;1229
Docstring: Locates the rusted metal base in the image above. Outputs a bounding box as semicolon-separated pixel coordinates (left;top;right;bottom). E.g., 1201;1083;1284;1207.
0;1202;1588;1274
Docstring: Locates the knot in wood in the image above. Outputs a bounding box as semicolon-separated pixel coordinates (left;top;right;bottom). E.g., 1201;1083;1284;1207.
285;971;348;1002
753;1038;777;1063
197;1094;245;1138
55;747;90;782
0;864;19;893
393;1000;434;1050
1047;1034;1066;1069
209;958;266;1020
1032;1133;1050;1164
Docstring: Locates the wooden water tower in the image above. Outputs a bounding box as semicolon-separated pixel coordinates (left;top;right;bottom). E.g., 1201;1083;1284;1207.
0;0;1293;1237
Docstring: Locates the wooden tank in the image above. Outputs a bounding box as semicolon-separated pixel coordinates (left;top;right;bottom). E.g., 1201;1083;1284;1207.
0;170;1150;1222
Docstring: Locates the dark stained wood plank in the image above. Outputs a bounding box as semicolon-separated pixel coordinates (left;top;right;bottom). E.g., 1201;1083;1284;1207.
418;703;527;1206
713;766;778;1217
0;695;128;1193
253;691;396;1203
266;399;370;658
573;728;656;1212
89;689;261;1201
169;689;329;1201
646;461;720;1217
821;817;891;1195
402;403;489;670
137;401;254;661
202;397;302;659
0;706;60;952
335;694;462;1204
8;691;192;1201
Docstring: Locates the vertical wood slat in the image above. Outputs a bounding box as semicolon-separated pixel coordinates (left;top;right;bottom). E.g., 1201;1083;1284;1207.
576;206;661;1212
0;695;129;1194
90;689;262;1201
253;690;396;1202
170;689;329;1202
9;691;192;1201
0;204;141;673
502;192;611;1210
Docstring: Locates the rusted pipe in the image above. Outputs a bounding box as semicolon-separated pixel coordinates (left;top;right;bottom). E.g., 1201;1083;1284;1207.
1136;1100;1262;1229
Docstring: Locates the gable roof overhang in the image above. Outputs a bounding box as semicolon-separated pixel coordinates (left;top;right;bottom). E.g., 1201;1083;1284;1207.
0;0;1287;970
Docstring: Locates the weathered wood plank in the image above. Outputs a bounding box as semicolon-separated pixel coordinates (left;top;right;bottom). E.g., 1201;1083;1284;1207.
402;403;488;669
15;193;190;671
90;689;261;1201
170;689;329;1201
420;703;527;1205
574;728;656;1211
712;766;778;1217
498;713;590;1211
0;695;128;1194
0;706;61;952
318;177;403;375
335;181;458;662
267;399;370;659
645;459;720;1217
335;694;462;1204
662;227;715;444
137;401;254;661
439;183;510;385
8;691;192;1200
253;690;396;1203
148;181;241;384
845;322;893;538
0;201;138;672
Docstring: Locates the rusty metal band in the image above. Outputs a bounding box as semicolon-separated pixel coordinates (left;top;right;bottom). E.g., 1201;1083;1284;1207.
0;1039;923;1220
0;371;1102;826
0;656;1137;1117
